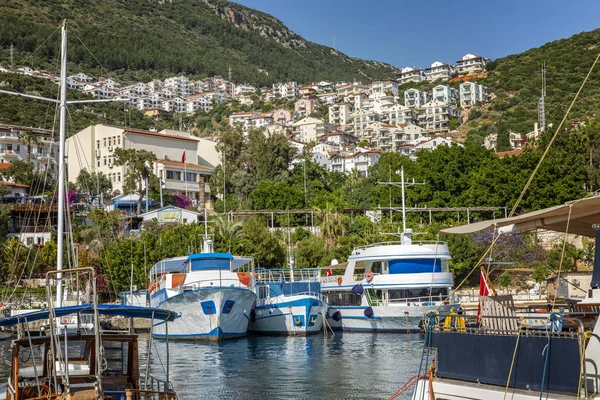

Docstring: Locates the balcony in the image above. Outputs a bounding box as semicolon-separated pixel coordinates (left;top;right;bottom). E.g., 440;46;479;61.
0;132;20;142
0;149;19;158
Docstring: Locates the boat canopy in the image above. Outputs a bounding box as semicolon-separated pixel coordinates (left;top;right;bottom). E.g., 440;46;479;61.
150;256;187;275
0;304;178;327
439;195;600;238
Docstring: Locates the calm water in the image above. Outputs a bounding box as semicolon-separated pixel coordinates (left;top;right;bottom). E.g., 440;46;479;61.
0;333;425;399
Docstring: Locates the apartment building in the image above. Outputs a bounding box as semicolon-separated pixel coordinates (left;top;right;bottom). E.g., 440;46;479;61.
368;79;399;97
234;84;256;97
292;117;333;143
336;83;368;98
456;54;490;75
484;132;523;151
273;82;300;99
404;89;430;108
425;61;456;81
295;98;320;118
0;124;57;174
164;75;192;98
348;108;380;139
329;102;354;130
459;81;488;108
66;125;217;208
432;85;459;104
423;100;461;132
399;67;426;84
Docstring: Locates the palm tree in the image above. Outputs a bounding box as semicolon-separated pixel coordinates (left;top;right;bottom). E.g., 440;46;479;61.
211;214;244;253
19;130;41;163
317;203;347;249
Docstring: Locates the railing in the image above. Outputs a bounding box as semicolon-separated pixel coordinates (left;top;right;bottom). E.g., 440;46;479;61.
178;277;247;292
353;240;447;251
388;295;446;306
256;268;320;283
136;375;176;400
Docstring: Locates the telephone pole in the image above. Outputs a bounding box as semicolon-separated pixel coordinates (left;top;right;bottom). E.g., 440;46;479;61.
378;166;425;232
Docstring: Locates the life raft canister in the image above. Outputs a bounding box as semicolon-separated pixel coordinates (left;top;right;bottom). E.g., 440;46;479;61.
366;270;374;283
337;276;343;286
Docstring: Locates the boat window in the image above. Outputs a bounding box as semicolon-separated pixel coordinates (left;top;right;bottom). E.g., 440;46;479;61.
100;341;129;376
388;259;442;274
258;286;269;299
371;262;382;274
17;343;46;379
325;292;362;306
190;257;230;271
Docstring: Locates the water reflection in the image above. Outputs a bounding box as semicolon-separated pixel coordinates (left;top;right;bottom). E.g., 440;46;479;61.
0;333;424;400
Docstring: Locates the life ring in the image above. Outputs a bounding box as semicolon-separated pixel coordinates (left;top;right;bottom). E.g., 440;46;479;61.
553;282;557;289
337;276;343;286
366;270;374;283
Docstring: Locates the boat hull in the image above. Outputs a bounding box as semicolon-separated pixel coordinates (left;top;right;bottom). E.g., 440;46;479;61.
250;296;324;336
152;287;256;341
326;305;431;333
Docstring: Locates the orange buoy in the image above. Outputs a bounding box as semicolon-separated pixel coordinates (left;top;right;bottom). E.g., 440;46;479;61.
337;276;343;286
366;270;374;283
237;272;252;286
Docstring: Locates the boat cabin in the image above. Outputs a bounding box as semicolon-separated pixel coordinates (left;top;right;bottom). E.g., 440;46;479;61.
7;334;138;400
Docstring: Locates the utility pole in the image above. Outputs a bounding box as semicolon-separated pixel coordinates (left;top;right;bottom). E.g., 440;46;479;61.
378;165;425;233
10;44;14;69
538;61;546;132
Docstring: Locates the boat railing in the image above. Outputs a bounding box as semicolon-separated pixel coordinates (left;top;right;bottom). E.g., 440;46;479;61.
137;374;176;399
388;295;446;306
255;268;321;283
352;240;448;252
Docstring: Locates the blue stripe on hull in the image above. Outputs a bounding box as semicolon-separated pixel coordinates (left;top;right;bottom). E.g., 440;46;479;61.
152;327;247;341
342;326;422;333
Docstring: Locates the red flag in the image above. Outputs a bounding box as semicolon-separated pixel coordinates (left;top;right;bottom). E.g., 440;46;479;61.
477;266;494;324
181;151;186;164
326;268;332;277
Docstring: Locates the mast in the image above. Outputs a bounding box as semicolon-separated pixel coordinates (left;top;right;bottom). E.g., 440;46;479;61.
400;166;406;234
56;21;68;308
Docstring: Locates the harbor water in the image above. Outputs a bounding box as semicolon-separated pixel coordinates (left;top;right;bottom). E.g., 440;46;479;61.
0;333;425;399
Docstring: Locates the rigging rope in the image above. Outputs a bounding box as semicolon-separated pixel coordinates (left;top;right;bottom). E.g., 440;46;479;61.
503;326;523;400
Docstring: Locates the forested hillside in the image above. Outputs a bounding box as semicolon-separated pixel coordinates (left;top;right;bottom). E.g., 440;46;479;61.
0;0;398;86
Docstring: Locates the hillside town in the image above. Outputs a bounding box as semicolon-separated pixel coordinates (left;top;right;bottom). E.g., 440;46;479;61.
0;51;547;249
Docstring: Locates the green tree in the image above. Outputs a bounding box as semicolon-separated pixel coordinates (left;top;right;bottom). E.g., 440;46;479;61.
211;215;244;253
495;118;511;152
4;160;55;195
113;148;157;215
75;169;113;197
498;271;512;293
318;204;347;249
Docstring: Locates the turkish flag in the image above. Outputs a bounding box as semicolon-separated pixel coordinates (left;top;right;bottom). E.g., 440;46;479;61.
181;151;186;164
326;268;332;277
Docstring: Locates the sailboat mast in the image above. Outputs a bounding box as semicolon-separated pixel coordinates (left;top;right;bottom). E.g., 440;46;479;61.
400;166;406;233
56;21;68;308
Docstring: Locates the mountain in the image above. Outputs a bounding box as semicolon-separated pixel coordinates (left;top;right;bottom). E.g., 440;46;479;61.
464;29;600;140
0;0;399;86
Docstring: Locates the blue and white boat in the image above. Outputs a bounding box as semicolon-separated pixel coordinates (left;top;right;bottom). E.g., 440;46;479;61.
250;268;324;335
322;230;454;333
149;240;257;341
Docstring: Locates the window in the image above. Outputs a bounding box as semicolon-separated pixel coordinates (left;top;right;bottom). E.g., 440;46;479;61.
26;237;33;245
166;170;181;180
185;172;197;182
108;137;112;146
103;138;107;147
97;160;100;168
117;172;121;182
103;156;107;166
96;140;100;150
117;136;121;145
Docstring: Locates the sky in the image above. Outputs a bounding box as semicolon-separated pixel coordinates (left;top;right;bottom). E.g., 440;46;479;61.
234;0;600;69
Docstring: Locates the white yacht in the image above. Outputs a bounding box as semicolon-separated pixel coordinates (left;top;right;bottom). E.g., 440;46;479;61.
250;268;324;335
149;239;257;341
322;230;454;332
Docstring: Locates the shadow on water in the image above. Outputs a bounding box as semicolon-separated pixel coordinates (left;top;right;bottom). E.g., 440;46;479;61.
0;332;425;400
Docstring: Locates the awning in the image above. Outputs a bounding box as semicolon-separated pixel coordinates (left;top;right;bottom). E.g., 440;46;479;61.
0;304;178;327
439;195;600;238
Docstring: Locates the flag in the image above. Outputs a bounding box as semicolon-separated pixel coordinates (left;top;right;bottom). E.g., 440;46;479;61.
181;151;186;164
326;268;332;277
477;265;496;324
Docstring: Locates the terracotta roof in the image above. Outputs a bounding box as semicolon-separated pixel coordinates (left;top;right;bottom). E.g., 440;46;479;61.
124;128;198;142
496;149;523;158
0;163;11;170
154;159;213;172
0;181;28;188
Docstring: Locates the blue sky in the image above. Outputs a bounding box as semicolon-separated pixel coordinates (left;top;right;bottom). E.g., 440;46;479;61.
234;0;600;68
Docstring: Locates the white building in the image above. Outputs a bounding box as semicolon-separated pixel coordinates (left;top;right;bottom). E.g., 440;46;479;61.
484;132;523;151
164;75;191;98
432;85;459;104
0;124;58;174
293;117;333;143
459;81;488;108
404;89;430;108
229;112;257;130
456;54;490;75
234;84;256;97
66;125;217;208
185;94;213;113
399;67;426;84
329;102;354;130
329;151;380;176
273;82;300;99
368;79;399;97
139;205;204;226
295;98;320;118
425;61;455;81
423;100;461;132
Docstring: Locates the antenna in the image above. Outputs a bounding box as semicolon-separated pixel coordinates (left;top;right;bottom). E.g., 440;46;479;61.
10;43;14;69
333;37;336;50
538;61;546;132
377;165;425;233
